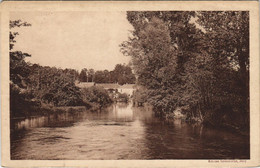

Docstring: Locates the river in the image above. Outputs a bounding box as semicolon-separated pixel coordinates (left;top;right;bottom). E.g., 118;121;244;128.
11;102;249;160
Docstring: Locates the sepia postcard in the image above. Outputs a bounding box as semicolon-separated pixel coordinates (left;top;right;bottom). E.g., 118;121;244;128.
0;1;259;167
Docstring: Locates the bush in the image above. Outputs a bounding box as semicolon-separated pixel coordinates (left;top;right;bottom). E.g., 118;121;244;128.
133;88;147;103
117;93;129;102
81;86;113;109
10;83;40;118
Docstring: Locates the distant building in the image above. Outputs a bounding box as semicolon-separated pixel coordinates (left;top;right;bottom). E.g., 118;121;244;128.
96;83;120;90
75;82;95;88
118;84;135;97
76;82;136;97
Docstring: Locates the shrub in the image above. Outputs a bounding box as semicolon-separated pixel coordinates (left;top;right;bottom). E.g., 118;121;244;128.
81;86;113;109
117;93;129;102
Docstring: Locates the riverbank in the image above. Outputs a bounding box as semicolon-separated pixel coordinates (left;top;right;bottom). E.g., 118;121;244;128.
150;105;249;137
11;101;114;120
164;116;249;137
10;104;88;120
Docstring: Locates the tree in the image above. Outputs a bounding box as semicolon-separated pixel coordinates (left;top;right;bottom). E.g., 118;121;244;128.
94;70;111;83
10;20;33;117
121;16;178;113
10;20;32;88
64;68;79;82
28;66;84;106
111;64;136;85
81;86;113;109
88;69;95;82
79;69;88;82
196;11;249;125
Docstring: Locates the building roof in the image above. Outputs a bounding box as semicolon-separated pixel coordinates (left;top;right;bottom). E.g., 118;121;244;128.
118;84;135;89
76;82;136;90
76;82;95;88
96;83;120;89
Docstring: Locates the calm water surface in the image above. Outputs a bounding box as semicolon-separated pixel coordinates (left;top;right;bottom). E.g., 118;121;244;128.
11;103;249;160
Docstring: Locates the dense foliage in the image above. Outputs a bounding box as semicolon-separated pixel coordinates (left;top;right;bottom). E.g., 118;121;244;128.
81;86;113;109
28;65;84;106
117;93;129;102
121;11;249;130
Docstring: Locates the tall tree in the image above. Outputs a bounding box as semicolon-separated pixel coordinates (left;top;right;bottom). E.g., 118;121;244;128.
121;16;179;113
197;11;249;123
79;69;88;82
10;20;32;88
10;20;32;117
112;64;136;85
88;69;95;82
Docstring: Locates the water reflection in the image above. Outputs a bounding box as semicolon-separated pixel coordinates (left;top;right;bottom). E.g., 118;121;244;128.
112;103;133;121
11;103;249;160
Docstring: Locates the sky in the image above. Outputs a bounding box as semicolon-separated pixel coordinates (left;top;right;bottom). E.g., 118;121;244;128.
10;11;133;71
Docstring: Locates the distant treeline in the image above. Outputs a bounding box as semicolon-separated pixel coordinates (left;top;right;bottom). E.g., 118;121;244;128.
78;64;136;85
121;11;249;131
